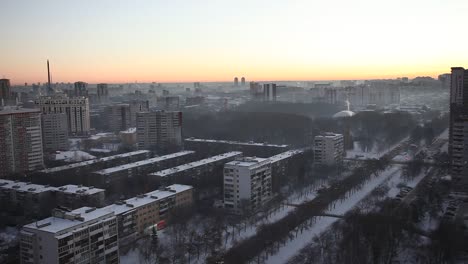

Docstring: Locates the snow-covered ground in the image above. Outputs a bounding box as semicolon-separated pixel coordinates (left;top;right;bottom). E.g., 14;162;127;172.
264;165;402;264
347;137;408;160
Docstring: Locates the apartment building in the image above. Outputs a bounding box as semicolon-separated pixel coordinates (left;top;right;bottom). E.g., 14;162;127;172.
55;185;105;209
91;150;195;187
148;152;242;193
0;108;44;177
20;207;119;264
314;133;345;165
0;180;105;216
136;111;182;150
449;67;468;179
223;157;272;213
20;184;193;263
35;94;90;136
36;150;150;186
41;113;69;152
184;138;289;158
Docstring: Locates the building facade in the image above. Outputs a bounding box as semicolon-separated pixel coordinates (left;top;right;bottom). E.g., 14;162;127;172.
104;104;132;132
0;108;44;177
449;67;468;179
0;78;11;103
35;94;90;136
41;113;69;152
314;133;344;165
74;81;88;97
223;157;272;213
96;83;109;103
136;111;182;150
20;208;119;264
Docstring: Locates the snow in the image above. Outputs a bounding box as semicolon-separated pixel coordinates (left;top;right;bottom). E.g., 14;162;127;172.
264;165;402;264
52;150;96;162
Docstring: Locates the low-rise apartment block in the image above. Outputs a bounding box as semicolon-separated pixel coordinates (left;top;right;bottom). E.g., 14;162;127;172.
20;184;193;263
20;207;119;264
184;138;288;158
223;157;272;213
91;151;195;188
148;152;242;195
35;150;150;186
314;133;344;165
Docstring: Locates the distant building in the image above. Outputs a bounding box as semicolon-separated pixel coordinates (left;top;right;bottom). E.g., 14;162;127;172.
119;127;137;145
74;81;88;97
241;77;246;86
250;81;263;100
35;94;90;136
223;157;272;213
156;96;180;110
234;77;239;87
41;113;69;152
97;83;109;103
263;83;277;101
105;104;132;132
0;78;11;103
185;96;205;106
449;67;468;179
128;100;150;126
0;108;44;177
314;133;344;165
137;111;182;151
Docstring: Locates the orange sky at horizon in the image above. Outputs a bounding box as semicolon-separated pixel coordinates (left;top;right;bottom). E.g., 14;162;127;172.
2;0;467;85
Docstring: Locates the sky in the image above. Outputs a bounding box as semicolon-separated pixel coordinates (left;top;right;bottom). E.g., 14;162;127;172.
1;0;468;85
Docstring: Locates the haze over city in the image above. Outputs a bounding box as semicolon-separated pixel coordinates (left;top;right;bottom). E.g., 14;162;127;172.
1;1;468;264
2;0;468;84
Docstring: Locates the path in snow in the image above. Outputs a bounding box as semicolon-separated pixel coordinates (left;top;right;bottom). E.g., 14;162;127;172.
264;165;402;264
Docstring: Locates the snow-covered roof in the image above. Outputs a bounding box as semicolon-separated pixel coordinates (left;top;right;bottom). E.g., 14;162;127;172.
40;150;150;174
149;151;242;177
93;151;195;175
226;157;268;168
23;184;192;235
268;149;305;163
56;185;104;195
0;180;56;194
185;138;288;148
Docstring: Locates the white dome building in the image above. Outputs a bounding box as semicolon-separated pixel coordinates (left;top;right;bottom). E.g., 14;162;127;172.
333;100;355;118
333;110;355;118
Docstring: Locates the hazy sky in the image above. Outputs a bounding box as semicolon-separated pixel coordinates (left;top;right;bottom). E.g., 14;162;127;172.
1;0;467;84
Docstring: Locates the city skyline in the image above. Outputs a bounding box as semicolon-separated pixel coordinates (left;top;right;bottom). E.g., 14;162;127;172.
2;0;468;85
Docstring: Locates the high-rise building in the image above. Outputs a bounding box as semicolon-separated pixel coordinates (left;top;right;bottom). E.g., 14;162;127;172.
41;113;69;152
449;67;468;178
35;94;90;136
241;77;246;86
96;83;109;103
104;104;132;132
74;81;88;97
0;79;11;103
263;83;277;101
0;108;44;177
136;111;182;150
234;77;239;87
314;133;344;165
223;157;272;213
